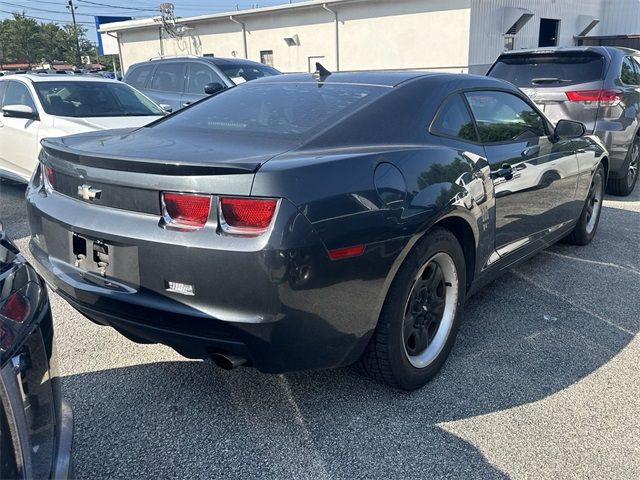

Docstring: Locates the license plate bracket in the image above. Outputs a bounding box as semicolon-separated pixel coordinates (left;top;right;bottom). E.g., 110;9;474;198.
71;233;111;277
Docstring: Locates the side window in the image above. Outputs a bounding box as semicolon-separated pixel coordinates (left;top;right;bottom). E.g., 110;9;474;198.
0;82;7;107
127;65;154;89
464;91;546;144
3;81;37;111
149;62;185;92
621;56;640;85
431;94;478;142
186;63;223;95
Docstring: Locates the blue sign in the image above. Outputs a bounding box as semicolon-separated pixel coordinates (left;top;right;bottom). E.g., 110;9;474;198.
95;16;132;55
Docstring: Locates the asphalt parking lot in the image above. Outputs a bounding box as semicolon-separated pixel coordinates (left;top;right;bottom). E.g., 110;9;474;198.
1;179;638;479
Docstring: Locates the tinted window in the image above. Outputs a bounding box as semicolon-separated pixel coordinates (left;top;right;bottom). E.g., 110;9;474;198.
186;63;223;94
621;56;640;85
488;53;604;87
34;81;163;118
0;82;7;107
149;63;185;92
153;82;385;138
127;64;154;88
432;95;477;142
465;91;546;143
3;81;36;111
217;63;279;84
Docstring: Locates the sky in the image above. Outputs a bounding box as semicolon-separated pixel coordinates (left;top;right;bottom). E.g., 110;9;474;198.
0;0;305;43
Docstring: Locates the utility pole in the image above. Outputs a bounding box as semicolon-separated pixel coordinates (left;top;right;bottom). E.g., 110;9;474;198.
66;0;82;68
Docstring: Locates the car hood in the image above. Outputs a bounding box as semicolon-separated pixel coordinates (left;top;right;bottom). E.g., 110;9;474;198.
50;115;162;134
41;126;299;175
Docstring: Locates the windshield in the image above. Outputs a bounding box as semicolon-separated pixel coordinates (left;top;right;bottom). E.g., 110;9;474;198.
152;82;386;138
488;53;604;88
34;81;163;118
218;63;280;84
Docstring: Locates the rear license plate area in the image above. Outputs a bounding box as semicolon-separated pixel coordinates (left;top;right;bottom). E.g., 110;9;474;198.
72;233;111;277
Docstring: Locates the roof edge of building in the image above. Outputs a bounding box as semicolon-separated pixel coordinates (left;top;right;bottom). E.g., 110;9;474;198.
99;0;369;33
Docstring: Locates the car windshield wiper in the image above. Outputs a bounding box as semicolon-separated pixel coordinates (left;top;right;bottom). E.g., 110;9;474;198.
530;77;572;85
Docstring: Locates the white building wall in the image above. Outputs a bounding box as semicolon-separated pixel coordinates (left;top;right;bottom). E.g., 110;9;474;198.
468;0;605;74
600;0;640;35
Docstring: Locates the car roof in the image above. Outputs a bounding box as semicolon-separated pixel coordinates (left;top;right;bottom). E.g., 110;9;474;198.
131;56;273;68
253;71;512;89
0;74;121;84
495;45;634;59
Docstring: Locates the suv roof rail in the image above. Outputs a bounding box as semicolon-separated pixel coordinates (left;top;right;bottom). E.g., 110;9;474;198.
148;54;201;61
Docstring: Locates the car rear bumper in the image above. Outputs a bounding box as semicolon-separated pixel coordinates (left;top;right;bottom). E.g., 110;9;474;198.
26;188;403;373
593;124;635;178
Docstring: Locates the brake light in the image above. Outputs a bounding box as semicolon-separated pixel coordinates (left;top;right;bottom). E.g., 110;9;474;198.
218;197;278;235
161;192;211;231
565;89;623;107
0;292;30;323
44;165;56;190
328;244;365;260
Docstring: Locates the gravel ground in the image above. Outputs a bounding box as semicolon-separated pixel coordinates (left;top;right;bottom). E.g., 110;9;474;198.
1;178;638;479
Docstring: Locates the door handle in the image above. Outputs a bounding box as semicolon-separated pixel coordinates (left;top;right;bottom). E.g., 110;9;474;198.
496;163;514;180
521;145;540;157
182;102;192;107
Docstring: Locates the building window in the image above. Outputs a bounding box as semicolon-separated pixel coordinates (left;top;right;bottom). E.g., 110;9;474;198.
503;35;515;51
260;50;274;67
203;53;214;57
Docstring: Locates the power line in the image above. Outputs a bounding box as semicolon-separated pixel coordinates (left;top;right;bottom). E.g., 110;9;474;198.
0;1;96;17
0;8;95;24
76;0;156;12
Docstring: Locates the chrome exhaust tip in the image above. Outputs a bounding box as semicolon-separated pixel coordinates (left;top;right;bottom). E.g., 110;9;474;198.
210;353;247;370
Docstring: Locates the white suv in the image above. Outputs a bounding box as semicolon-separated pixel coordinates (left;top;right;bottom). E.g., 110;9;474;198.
0;74;164;182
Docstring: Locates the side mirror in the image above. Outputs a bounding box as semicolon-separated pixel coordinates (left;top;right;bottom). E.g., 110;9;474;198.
204;82;225;95
159;104;173;113
2;104;38;120
554;119;585;140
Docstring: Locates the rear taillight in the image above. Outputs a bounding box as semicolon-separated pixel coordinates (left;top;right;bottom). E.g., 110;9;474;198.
161;192;211;231
218;197;278;235
43;165;56;190
565;89;623;107
0;292;30;324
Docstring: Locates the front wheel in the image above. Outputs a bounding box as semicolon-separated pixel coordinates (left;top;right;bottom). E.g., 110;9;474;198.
360;228;466;390
564;163;605;246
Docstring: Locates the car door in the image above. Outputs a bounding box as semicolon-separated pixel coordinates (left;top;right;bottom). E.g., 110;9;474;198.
0;81;40;180
145;61;186;112
182;62;226;108
464;90;580;259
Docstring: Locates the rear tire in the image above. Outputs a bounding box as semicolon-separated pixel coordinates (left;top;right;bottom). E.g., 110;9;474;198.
359;227;466;390
607;136;639;196
564;164;605;246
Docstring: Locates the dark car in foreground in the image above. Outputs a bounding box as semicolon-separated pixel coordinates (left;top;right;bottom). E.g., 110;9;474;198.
0;223;72;478
487;46;640;196
26;71;607;390
124;55;281;112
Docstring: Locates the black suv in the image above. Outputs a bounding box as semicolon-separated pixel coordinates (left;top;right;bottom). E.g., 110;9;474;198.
123;55;280;112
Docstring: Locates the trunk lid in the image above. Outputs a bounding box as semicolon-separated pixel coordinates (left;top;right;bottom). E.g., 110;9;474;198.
40;127;296;214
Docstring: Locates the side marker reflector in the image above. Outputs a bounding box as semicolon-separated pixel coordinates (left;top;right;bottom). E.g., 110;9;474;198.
328;244;365;261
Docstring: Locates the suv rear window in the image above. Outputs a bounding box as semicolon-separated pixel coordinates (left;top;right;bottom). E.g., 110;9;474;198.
488;52;604;88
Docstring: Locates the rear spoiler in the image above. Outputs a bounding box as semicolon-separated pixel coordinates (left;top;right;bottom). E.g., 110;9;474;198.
40;138;261;176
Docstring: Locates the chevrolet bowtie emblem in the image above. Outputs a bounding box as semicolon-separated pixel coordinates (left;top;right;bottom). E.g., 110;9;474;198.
77;184;101;201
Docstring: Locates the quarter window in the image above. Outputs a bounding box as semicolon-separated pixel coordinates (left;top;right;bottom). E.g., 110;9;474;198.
3;81;36;111
431;94;478;142
464;91;546;143
621;56;640;85
149;63;185;92
127;65;154;89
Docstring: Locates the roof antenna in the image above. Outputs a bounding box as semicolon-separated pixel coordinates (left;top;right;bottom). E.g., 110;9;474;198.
313;62;332;82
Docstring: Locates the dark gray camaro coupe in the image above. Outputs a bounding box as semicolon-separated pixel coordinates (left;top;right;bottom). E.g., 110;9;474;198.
26;71;607;390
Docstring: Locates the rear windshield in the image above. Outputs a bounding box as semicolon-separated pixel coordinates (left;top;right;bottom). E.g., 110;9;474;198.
488;53;605;88
152;82;386;138
217;63;280;84
34;81;163;118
